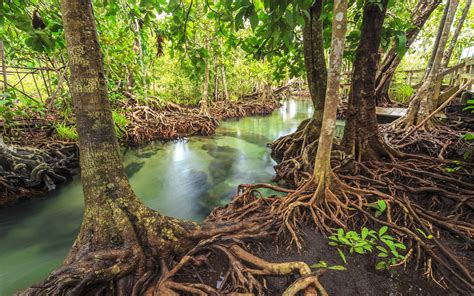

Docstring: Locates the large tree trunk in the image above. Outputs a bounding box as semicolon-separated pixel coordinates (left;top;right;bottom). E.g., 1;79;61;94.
313;0;348;186
375;0;442;105
342;0;390;161
301;0;327;140
397;0;460;129
21;1;197;294
270;0;326;164
441;0;471;69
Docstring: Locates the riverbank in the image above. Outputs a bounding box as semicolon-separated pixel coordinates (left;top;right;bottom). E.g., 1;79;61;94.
0;95;283;207
0;98;311;295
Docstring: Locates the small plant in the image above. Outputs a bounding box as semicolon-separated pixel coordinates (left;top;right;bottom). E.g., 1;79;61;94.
311;260;346;271
367;200;387;217
112;110;128;139
463;99;474;113
390;83;414;104
416;228;433;240
55;122;78;141
328;226;406;270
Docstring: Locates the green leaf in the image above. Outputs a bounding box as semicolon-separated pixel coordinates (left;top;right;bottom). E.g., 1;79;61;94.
396;33;407;56
337;228;344;238
310;260;328;268
375;261;387;270
361;227;369;240
376;246;388;253
393;243;406;250
377;200;386;212
337;248;347;265
328;265;347;271
379;226;388;237
377;252;388;258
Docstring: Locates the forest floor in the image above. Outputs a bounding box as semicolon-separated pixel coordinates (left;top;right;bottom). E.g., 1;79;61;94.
177;225;447;295
164;105;472;295
0;94;283;206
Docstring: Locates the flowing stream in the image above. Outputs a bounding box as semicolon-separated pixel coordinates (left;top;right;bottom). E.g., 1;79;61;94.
0;99;344;295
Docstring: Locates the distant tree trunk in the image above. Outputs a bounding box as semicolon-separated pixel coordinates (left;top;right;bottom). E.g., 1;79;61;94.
219;40;230;103
1;40;8;91
200;41;210;115
423;0;451;81
221;63;230;102
313;0;348;185
397;0;459;129
22;1;197;294
342;0;390;161
214;61;219;101
441;0;471;69
375;0;442;105
301;0;327;140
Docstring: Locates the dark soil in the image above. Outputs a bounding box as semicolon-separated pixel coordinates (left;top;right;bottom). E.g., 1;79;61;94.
176;224;453;295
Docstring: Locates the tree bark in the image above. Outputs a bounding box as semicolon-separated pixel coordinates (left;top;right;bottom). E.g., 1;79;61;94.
1;40;7;91
200;40;210;115
399;0;460;129
221;63;230;102
375;0;442;105
423;0;451;81
441;0;471;69
214;60;219;101
21;1;197;294
302;0;327;139
313;0;348;183
342;0;390;161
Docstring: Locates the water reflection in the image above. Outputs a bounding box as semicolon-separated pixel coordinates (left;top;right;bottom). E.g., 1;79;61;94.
0;99;314;295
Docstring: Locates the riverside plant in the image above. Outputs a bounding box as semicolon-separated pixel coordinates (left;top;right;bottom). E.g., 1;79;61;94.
328;226;407;270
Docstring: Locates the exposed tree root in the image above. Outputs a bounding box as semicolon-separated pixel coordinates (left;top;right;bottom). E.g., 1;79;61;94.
18;181;330;296
125;102;219;146
0;140;78;205
266;149;473;293
382;120;470;160
209;98;281;121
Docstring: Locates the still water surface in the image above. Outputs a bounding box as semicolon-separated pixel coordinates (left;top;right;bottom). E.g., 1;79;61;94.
0;99;342;295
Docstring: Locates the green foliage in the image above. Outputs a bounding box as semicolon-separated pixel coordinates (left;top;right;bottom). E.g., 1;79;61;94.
0;90;18;125
389;83;414;103
54;123;78;141
112;110;128;139
311;260;346;271
367;199;387;218
463;99;474;113
461;132;474;160
328;227;406;270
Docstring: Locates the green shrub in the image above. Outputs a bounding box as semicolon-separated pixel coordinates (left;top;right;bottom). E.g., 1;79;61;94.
55;122;78;141
390;83;414;104
112;110;128;139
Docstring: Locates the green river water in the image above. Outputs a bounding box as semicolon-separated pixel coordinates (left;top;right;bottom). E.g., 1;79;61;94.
0;99;344;295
